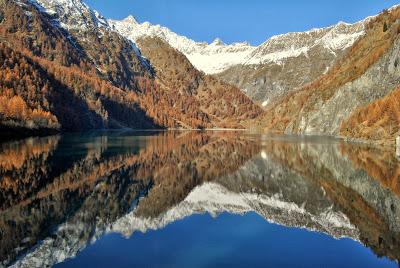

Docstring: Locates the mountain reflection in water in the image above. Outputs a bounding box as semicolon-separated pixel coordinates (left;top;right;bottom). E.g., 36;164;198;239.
0;131;399;267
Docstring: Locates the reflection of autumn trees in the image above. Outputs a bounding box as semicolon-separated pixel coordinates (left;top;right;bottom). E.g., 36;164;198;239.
0;160;151;267
0;132;260;265
0;135;142;211
0;134;148;264
0;136;59;171
0;136;60;209
261;141;400;262
134;132;261;217
2;133;400;265
340;143;400;197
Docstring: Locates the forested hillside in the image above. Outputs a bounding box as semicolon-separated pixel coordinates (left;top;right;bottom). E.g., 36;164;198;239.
0;0;262;134
341;86;400;143
137;37;262;129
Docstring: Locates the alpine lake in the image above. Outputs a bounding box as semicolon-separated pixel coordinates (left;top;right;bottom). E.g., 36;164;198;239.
0;131;399;268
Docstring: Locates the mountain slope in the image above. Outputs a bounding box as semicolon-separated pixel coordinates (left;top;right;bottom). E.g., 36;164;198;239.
31;0;151;90
340;85;400;143
217;21;366;105
252;6;400;142
136;37;263;128
0;0;164;132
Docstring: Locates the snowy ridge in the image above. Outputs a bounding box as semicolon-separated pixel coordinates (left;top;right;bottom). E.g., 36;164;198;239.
12;182;359;268
29;0;109;31
245;21;366;65
113;182;358;239
108;16;256;74
110;16;367;74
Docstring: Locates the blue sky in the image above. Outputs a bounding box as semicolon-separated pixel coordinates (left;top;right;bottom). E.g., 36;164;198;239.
84;0;399;45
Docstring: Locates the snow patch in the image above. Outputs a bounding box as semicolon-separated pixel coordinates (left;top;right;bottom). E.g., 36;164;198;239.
262;100;269;107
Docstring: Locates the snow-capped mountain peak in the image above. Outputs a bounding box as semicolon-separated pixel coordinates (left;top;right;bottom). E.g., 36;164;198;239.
211;38;226;46
110;14;367;74
122;15;139;24
108;17;257;74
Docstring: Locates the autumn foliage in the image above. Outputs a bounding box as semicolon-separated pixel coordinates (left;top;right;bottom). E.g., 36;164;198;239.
339;143;400;196
340;86;400;142
0;0;262;133
0;95;59;129
137;37;263;128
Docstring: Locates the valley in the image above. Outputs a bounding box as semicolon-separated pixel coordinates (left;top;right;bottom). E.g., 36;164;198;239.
0;0;399;144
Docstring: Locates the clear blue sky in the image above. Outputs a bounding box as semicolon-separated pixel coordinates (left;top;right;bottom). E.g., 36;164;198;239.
84;0;399;45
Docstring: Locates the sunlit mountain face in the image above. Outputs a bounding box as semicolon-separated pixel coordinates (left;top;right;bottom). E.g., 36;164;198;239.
0;131;399;267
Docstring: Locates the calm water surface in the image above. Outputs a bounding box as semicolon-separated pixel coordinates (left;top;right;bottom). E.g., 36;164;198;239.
0;131;399;268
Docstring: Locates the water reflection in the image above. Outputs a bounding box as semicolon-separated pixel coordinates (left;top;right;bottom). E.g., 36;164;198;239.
0;132;399;267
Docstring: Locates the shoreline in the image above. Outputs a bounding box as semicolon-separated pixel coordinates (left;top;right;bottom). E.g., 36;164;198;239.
0;126;397;152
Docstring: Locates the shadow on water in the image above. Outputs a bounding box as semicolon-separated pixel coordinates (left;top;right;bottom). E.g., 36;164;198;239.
0;131;399;267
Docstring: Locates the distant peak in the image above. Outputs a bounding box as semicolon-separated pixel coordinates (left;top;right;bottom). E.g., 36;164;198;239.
123;15;139;24
211;38;225;46
336;21;350;26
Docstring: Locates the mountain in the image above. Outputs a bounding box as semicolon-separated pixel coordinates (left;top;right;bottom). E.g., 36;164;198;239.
0;0;162;132
217;21;366;105
33;0;263;128
0;0;262;134
30;0;150;89
109;16;256;75
106;4;400;144
110;15;366;105
253;6;400;144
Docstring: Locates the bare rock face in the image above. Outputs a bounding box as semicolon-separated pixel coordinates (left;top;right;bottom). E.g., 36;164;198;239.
216;49;337;106
290;36;400;135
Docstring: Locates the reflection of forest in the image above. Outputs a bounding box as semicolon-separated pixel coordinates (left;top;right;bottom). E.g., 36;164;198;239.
260;140;400;262
340;143;400;197
0;131;260;266
0;133;400;266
